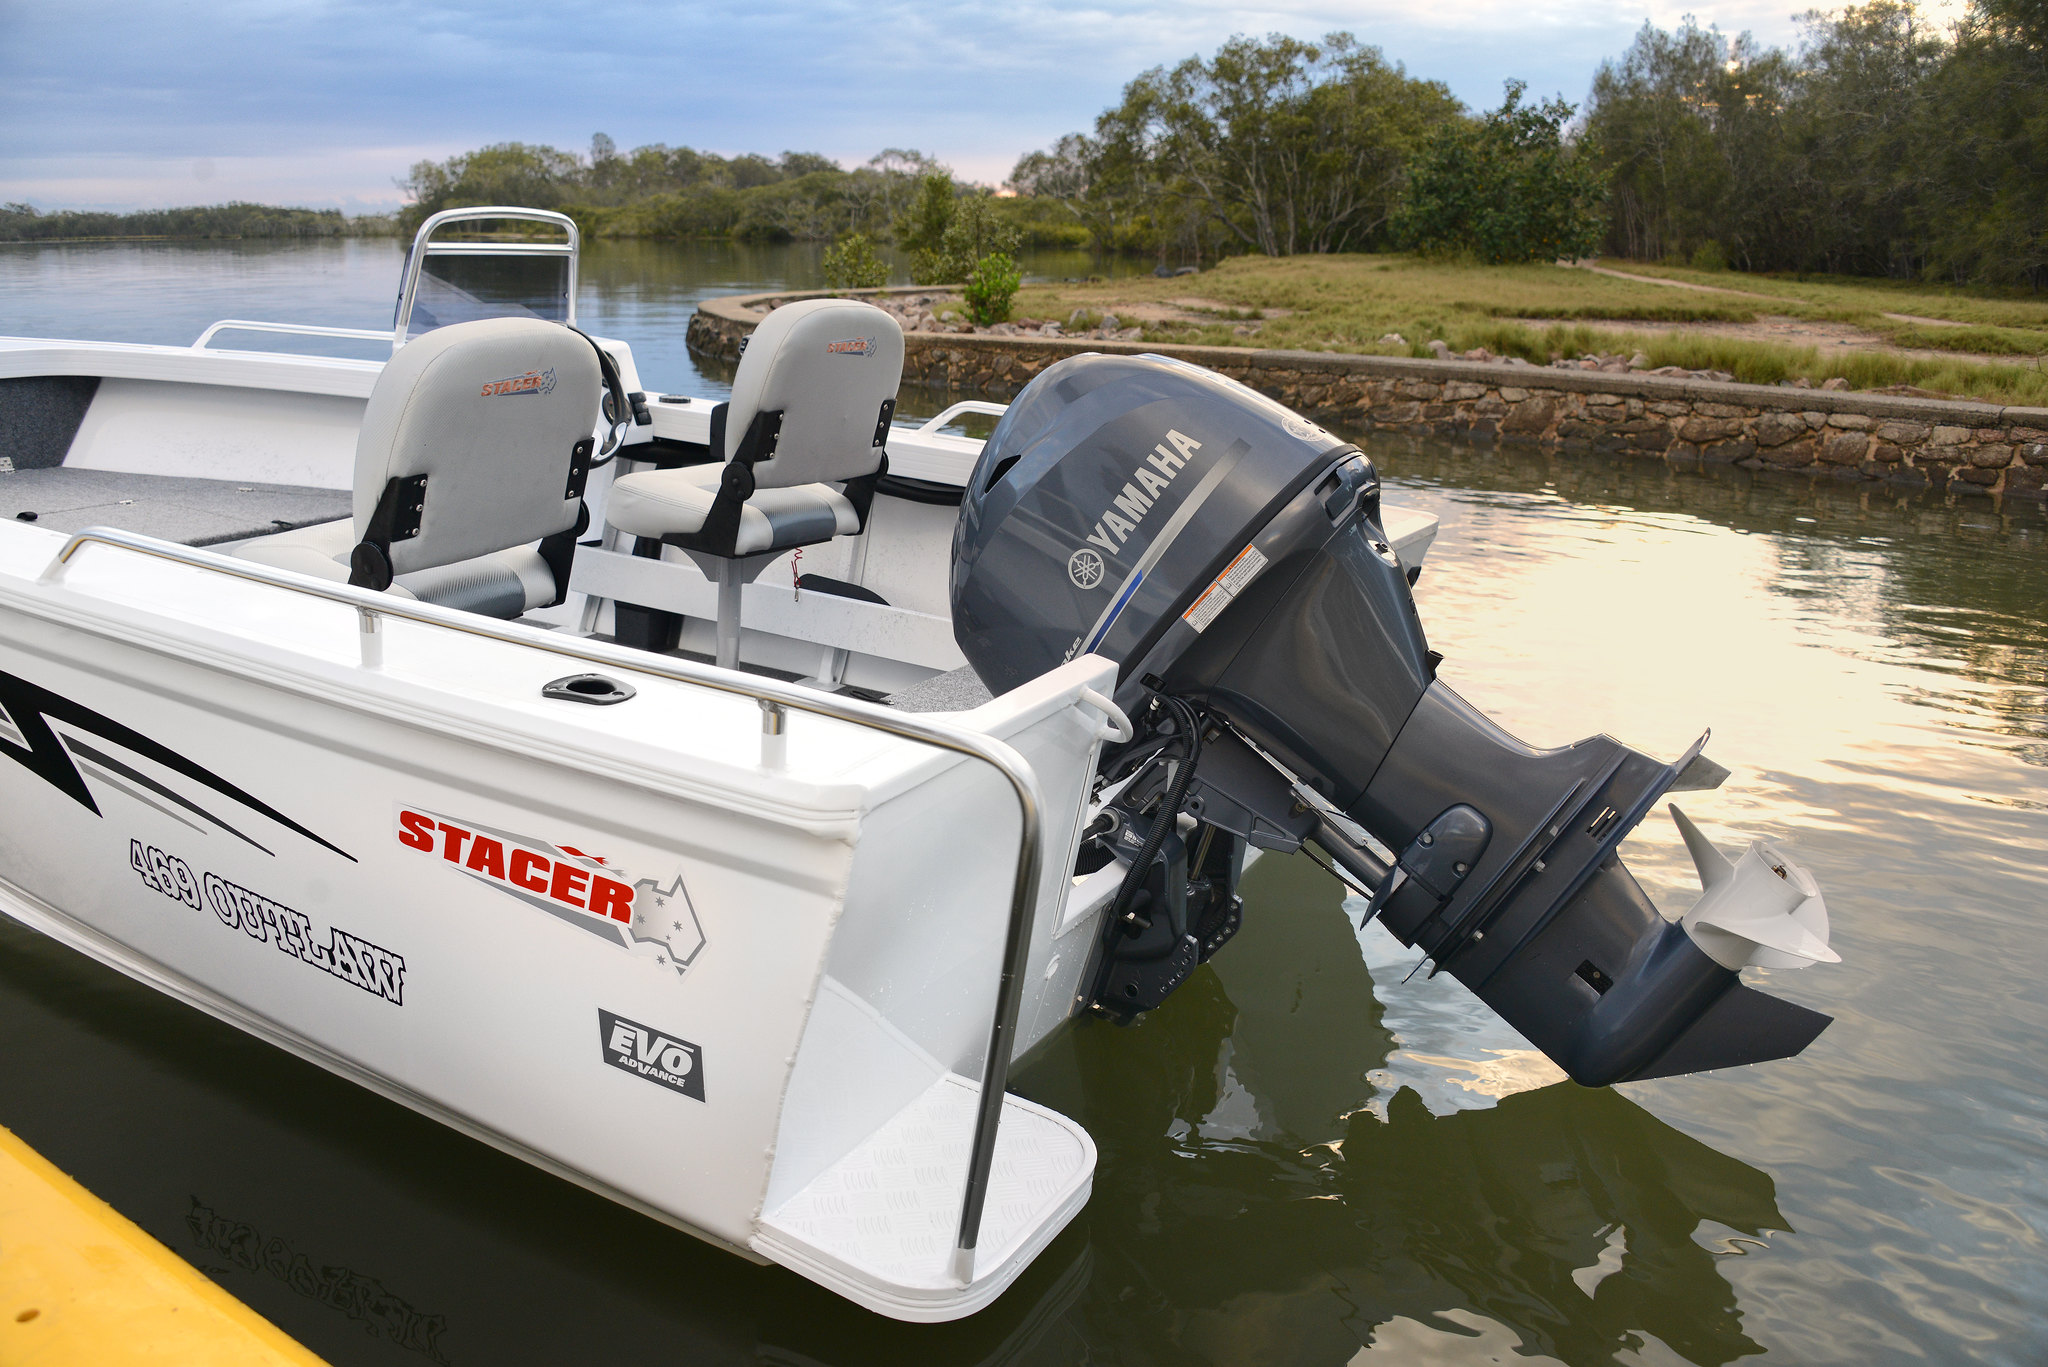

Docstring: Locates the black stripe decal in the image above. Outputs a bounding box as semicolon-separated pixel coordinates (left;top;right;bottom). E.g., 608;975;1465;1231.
67;738;274;855
72;760;209;836
0;668;353;862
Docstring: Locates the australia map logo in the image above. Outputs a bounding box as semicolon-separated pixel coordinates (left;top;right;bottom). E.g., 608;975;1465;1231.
396;808;705;976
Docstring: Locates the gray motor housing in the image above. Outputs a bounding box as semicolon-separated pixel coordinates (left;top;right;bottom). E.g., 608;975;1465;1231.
952;354;1398;697
952;354;1831;1086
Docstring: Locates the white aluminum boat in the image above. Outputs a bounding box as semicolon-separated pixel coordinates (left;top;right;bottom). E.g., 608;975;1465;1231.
0;209;1841;1321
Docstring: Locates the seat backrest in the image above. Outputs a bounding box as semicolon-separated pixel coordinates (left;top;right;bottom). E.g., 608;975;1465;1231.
354;316;600;576
724;298;905;489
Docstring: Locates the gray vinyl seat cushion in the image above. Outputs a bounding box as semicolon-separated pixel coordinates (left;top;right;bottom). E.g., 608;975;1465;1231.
604;298;903;556
230;316;602;619
236;518;559;617
606;464;857;555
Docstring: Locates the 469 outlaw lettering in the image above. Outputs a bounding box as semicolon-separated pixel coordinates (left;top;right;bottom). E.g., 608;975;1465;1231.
129;839;405;1005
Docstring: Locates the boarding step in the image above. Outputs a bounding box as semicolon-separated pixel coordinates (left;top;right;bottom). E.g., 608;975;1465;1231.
753;1073;1094;1322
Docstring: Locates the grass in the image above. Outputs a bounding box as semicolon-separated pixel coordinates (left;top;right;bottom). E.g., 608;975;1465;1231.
1008;254;2048;406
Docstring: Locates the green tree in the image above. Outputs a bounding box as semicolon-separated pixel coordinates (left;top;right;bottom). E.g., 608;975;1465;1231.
1916;0;2048;286
821;232;890;290
1397;82;1610;263
1073;32;1461;257
895;173;958;281
935;194;1021;278
398;143;582;227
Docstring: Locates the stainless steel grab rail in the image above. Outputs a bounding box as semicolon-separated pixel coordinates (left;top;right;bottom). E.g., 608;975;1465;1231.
37;526;1045;1287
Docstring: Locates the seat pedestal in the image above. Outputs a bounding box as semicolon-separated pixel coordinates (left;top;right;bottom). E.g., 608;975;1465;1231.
686;550;781;670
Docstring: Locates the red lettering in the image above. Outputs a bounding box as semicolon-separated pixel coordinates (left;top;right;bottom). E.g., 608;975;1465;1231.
465;836;506;879
436;822;471;863
550;862;590;909
397;810;435;852
510;849;549;893
588;876;634;923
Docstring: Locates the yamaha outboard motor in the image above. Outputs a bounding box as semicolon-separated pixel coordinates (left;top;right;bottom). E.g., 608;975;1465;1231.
953;354;1837;1086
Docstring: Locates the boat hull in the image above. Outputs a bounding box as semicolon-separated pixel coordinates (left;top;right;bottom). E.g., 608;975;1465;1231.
0;522;1113;1318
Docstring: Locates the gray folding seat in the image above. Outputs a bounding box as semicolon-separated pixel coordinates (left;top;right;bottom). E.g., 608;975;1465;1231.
604;297;904;668
235;316;603;618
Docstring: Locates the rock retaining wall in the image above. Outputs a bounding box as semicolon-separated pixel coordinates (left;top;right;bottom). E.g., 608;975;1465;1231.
689;288;2048;499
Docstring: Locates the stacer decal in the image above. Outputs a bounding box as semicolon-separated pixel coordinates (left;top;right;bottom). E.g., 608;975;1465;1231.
395;808;705;976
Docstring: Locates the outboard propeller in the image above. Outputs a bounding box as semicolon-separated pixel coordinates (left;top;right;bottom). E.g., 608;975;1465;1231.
1672;806;1839;971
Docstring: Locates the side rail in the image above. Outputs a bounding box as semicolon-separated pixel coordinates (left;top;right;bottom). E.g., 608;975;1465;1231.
911;400;1009;436
192;320;395;351
37;527;1041;1288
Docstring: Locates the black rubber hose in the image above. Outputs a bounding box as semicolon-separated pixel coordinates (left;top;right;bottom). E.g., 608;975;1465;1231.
1107;698;1203;925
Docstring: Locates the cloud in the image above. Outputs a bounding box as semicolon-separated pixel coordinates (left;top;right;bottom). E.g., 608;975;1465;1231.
0;0;1929;211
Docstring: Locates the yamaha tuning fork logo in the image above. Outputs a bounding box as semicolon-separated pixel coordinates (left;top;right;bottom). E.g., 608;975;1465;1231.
1068;547;1105;589
598;1010;705;1100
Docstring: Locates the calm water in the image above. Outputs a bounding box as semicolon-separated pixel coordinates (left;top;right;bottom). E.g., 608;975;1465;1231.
0;236;1146;401
2;243;2045;1365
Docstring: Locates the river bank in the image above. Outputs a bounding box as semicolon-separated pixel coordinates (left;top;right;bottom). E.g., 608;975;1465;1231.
690;287;2048;501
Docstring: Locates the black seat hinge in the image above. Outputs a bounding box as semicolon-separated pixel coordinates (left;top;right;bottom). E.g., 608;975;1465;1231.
349;473;427;590
565;437;595;500
871;397;896;448
368;473;428;542
842;452;889;532
536;501;590;608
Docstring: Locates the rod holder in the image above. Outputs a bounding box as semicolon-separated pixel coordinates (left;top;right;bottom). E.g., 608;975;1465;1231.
759;698;786;769
358;607;383;669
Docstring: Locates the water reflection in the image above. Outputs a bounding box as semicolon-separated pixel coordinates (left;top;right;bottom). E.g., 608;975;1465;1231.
1016;852;1787;1367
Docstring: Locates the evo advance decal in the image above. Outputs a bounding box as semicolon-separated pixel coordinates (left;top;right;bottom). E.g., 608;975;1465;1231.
597;1009;705;1100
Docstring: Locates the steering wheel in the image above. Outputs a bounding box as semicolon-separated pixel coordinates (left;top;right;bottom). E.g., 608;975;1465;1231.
571;326;634;466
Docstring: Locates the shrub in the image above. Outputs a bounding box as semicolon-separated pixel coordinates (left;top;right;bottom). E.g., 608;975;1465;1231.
963;253;1023;325
822;232;889;290
1690;240;1729;272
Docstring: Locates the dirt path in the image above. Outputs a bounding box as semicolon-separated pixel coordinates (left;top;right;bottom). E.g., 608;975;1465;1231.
1569;262;1780;301
1508;313;2023;367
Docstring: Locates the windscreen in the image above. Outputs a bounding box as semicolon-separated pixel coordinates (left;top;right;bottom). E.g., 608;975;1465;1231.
399;250;571;338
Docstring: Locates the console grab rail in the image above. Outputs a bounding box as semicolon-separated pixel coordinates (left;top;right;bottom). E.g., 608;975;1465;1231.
38;526;1044;1288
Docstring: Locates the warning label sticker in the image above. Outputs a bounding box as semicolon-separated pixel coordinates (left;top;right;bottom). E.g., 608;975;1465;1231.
1182;544;1268;633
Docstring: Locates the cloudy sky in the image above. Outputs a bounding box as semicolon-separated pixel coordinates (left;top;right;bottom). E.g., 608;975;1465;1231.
0;0;1894;213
